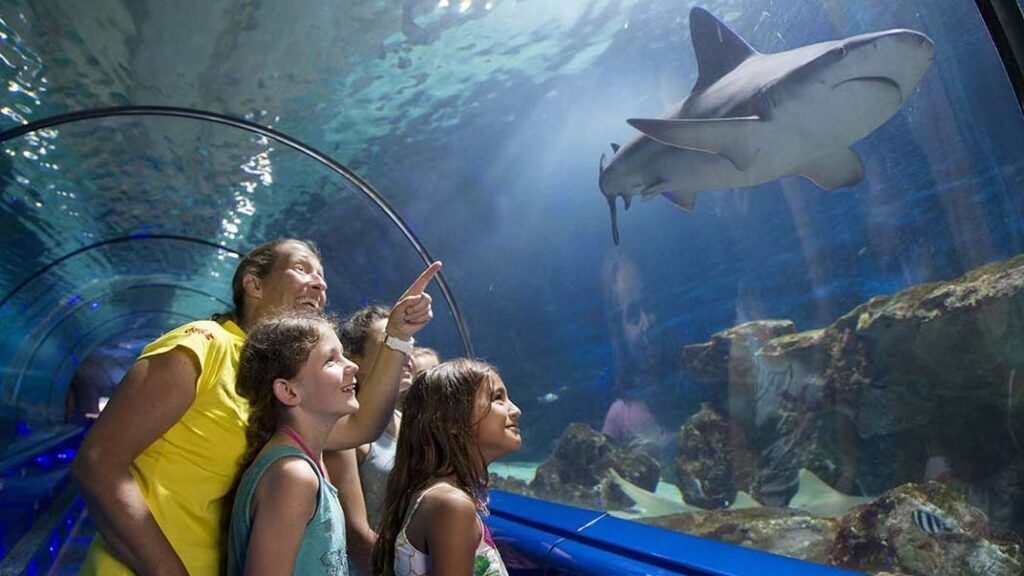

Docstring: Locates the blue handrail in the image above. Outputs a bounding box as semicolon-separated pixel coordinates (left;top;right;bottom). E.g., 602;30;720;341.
487;490;865;576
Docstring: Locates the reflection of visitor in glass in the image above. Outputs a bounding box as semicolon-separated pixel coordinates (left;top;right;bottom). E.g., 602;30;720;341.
600;252;672;458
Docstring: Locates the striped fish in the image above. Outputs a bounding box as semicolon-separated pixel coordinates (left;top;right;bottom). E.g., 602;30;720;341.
912;508;955;534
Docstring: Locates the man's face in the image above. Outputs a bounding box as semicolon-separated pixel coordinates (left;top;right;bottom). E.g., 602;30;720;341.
253;241;327;316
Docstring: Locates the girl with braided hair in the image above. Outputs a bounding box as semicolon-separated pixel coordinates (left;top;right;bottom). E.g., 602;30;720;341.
227;313;361;574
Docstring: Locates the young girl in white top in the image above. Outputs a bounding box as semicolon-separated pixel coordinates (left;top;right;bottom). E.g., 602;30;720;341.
372;359;522;576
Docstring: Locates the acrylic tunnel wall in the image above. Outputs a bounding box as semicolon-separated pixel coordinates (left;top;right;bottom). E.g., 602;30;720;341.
2;0;1024;575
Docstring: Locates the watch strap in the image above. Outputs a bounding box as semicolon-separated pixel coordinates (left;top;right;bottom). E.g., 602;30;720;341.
381;332;415;355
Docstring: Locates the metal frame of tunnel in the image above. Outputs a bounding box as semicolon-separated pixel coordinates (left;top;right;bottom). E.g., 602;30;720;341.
0;234;240;311
0;238;235;411
0;105;473;356
14;280;227;410
975;0;1024;115
48;309;196;410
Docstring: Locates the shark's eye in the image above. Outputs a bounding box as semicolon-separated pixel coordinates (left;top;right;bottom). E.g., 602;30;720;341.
832;45;847;58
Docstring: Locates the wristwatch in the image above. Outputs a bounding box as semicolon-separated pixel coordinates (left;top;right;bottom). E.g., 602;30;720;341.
381;332;415;355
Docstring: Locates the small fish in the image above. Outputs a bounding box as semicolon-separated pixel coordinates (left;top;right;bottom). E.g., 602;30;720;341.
537;392;560;404
912;508;955;534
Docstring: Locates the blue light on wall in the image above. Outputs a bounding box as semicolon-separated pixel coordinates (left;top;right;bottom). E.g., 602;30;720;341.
33;453;54;469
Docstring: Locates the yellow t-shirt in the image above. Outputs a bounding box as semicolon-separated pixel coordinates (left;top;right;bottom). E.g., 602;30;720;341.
81;319;248;576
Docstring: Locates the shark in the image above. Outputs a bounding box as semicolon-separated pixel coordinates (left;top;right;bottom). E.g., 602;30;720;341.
598;7;935;244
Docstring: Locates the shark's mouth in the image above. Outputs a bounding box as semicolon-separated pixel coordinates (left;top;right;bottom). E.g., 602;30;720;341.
831;76;903;101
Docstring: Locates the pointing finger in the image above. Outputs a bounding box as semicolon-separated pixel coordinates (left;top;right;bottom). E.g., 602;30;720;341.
402;261;442;298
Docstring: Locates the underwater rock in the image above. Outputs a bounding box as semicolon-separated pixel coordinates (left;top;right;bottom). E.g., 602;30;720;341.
530;423;659;511
675;403;740;509
824;254;1024;433
683;323;831;504
680;253;1024;526
643;507;838;566
641;481;1021;575
680;319;797;424
819;254;1024;498
829;482;1023;576
681;319;796;389
489;474;535;498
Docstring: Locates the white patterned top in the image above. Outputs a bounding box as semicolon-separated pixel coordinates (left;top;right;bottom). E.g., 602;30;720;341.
393;483;509;576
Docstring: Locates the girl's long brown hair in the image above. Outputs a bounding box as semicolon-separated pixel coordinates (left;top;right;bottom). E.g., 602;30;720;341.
372;358;498;576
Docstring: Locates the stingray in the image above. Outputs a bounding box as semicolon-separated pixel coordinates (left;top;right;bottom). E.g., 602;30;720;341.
606;468;871;518
787;469;873;517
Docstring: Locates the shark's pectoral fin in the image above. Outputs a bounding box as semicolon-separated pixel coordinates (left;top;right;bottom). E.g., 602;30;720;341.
797;148;865;191
640;180;672;197
637;182;697;211
663;191;698;211
627;117;764;171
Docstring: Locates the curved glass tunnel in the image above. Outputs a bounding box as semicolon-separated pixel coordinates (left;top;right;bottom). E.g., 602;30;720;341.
2;1;1024;574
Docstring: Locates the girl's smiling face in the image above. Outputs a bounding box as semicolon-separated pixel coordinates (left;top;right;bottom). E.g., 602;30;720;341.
291;329;360;417
473;373;522;465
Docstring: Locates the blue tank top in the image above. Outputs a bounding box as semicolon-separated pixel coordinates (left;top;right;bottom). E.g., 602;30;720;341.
228;445;348;575
359;428;397;530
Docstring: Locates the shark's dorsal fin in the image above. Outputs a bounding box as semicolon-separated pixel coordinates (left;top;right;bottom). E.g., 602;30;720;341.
611;143;620;153
690;7;757;92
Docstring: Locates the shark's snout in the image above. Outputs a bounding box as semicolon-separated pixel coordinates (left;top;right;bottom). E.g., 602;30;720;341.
822;29;934;100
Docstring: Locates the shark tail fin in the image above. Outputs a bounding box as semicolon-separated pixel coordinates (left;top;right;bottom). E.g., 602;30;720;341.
690;7;757;92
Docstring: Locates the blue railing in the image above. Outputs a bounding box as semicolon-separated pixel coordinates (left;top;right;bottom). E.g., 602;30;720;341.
487;490;864;576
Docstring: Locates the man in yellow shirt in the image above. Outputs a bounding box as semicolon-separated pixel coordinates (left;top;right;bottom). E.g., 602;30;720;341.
74;238;441;575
